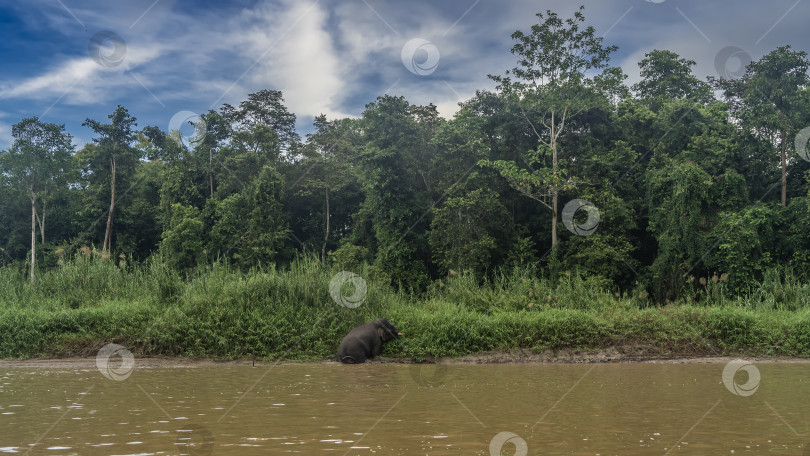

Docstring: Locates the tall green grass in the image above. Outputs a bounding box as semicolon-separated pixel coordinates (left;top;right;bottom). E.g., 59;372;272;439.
1;257;809;359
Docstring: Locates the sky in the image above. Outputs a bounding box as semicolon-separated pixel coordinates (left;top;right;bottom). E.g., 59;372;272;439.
0;0;807;149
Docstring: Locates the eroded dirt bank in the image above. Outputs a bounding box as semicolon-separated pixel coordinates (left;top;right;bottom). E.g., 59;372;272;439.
2;346;809;368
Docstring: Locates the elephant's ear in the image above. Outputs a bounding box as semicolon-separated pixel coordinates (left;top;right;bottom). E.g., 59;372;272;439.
377;328;384;339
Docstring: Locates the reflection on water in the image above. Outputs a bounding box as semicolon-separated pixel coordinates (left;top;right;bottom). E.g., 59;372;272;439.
1;362;809;454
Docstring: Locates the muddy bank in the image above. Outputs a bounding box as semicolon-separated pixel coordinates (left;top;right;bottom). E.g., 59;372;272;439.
2;346;809;368
442;347;810;364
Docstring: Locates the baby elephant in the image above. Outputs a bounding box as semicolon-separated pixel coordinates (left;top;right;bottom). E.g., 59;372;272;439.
337;318;403;363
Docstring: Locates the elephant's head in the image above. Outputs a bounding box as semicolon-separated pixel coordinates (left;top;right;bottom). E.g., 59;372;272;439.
374;318;403;342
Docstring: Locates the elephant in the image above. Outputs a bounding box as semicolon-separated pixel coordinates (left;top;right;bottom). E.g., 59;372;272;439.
337;318;403;364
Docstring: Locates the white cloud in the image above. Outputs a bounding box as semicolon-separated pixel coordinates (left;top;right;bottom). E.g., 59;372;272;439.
0;39;165;106
330;0;503;118
2;0;809;135
239;0;353;119
0;58;97;100
0;0;507;124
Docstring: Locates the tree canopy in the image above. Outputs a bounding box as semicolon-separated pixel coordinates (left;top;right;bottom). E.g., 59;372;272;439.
1;6;809;303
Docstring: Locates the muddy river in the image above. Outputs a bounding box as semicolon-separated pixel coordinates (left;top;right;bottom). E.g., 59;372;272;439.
1;360;809;454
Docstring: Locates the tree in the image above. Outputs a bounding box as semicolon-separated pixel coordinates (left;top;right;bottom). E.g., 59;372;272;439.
786;189;810;279
243;165;289;265
0;118;74;281
295;115;362;262
714;46;810;206
82;106;139;253
485;5;620;251
356;95;436;288
429;103;492;194
160;203;206;271
220;89;300;158
633;50;712;104
429;188;507;274
210;91;301;199
708;204;782;294
115;158;164;259
208;165;289;268
199;110;231;198
645;159;714;300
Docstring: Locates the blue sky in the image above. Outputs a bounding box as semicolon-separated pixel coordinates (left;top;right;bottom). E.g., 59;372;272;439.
0;0;807;149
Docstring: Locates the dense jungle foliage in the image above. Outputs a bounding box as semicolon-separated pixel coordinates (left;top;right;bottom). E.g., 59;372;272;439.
2;7;809;309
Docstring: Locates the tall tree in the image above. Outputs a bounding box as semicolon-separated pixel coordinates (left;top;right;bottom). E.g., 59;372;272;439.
199;110;232;198
220;89;300;158
212;91;301;198
358;95;434;287
82;106;139;253
633;50;712;104
0;118;74;281
645;159;714;300
296;115;362;262
485;5;620;251
714;46;810;206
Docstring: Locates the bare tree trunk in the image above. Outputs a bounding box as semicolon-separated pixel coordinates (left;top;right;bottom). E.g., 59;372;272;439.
551;191;558;248
781;130;787;206
420;172;433;207
321;187;330;263
457;207;463;272
550;112;558;250
38;187;47;244
30;189;36;282
209;147;214;198
103;157;116;253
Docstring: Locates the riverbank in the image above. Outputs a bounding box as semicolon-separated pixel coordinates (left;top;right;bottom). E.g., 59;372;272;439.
2;258;809;361
3;349;810;369
3;304;810;361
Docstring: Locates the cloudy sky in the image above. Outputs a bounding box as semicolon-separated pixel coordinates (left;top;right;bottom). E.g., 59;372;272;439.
0;0;807;148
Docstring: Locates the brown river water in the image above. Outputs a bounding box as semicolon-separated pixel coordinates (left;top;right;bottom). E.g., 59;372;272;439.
1;360;810;455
